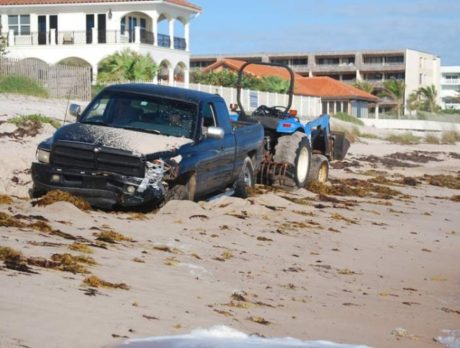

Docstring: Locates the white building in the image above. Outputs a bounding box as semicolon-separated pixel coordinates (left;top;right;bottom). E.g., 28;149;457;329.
440;66;460;110
0;0;201;83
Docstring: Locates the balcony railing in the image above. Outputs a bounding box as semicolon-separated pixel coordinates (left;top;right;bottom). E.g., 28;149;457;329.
442;79;459;85
8;30;187;50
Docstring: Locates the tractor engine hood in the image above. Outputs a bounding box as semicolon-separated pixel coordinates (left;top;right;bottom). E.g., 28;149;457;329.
51;123;193;156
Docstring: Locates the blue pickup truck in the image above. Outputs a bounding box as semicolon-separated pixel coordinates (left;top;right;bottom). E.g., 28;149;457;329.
30;84;264;209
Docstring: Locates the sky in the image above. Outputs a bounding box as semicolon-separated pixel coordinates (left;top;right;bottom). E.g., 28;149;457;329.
190;0;460;65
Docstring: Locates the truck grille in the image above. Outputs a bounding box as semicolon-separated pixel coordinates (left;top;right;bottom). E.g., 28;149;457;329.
51;141;145;177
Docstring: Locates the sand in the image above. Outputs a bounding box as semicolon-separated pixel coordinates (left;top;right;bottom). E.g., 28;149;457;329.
0;99;459;348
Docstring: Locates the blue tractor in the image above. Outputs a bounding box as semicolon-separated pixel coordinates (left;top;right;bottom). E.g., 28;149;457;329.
233;62;350;188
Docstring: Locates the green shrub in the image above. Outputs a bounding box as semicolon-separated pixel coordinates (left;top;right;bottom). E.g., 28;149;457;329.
332;112;365;126
441;130;460;144
0;75;49;97
91;84;106;98
386;132;421;145
425;134;440;144
8;114;60;129
360;132;379;139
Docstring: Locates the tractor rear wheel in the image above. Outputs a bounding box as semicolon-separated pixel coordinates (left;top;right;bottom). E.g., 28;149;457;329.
306;154;329;184
273;132;311;188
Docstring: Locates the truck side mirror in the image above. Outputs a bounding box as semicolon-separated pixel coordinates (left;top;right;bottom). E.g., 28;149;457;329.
69;103;81;119
206;126;224;140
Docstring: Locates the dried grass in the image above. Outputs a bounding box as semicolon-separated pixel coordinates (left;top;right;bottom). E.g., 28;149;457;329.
96;230;133;243
68;243;93;254
0;194;13;205
83;275;129;290
34;190;91;211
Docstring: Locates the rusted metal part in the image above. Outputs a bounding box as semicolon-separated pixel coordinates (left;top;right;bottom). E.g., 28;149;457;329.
256;156;291;186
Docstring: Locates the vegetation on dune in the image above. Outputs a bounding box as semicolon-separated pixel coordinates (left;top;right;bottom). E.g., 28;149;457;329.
0;75;49;97
441;130;460;144
386;132;421;145
97;49;158;83
332;112;365;126
8;114;61;129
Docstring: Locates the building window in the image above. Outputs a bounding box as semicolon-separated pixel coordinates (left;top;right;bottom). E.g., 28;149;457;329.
317;57;340;65
385;56;404;64
292;58;308;65
419;73;423;84
363;56;383;64
120;17;125;34
271;59;289;66
8;15;30;35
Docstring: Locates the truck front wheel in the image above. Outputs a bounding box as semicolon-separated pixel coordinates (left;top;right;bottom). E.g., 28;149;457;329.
273;133;311;188
234;156;255;198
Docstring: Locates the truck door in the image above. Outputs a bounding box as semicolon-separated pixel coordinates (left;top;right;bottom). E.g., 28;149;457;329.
194;102;236;195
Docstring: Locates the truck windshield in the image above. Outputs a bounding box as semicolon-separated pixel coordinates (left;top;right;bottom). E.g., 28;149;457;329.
80;92;197;139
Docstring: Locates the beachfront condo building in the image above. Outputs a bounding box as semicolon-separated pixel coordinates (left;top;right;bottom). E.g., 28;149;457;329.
192;49;441;114
440;66;460;110
0;0;201;82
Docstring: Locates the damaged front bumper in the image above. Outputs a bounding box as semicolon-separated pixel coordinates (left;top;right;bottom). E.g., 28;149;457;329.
31;161;173;209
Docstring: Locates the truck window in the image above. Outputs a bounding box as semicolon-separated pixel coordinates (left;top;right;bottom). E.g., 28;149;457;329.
202;103;217;128
80;92;198;139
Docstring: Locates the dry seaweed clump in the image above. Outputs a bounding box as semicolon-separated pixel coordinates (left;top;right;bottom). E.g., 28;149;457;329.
425;174;460;190
96;230;133;243
0;211;55;233
0;194;13;205
306;178;404;199
451;195;460;202
68;243;93;254
0;246;34;272
83;275;129;290
34;190;91;211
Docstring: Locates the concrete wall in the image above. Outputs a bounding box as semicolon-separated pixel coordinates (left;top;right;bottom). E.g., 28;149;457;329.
361;118;460;132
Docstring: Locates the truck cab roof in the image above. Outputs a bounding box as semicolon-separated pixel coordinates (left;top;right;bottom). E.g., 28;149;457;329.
104;84;221;104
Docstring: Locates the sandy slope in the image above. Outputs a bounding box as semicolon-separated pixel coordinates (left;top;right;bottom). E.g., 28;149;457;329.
0;121;459;348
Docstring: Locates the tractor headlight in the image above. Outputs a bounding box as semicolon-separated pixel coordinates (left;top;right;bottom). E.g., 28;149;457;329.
36;148;51;164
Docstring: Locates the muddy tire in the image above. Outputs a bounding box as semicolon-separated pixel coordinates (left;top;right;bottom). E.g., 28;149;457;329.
273;132;311;188
306;154;329;184
234;156;255;198
161;174;196;205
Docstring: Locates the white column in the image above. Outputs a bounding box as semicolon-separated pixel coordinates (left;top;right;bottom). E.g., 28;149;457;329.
50;28;56;45
168;66;174;85
30;14;38;45
134;26;140;44
92;64;98;84
8;29;14;46
92;27;98;44
1;14;8;35
169;18;175;49
151;11;158;47
184;21;190;51
184;67;190;87
375;104;379;119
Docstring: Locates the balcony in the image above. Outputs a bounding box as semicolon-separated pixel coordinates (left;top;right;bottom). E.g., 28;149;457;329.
441;78;460;85
7;29;187;50
312;63;357;73
360;62;405;72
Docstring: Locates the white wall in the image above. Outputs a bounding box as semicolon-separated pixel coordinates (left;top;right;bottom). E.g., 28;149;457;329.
361;118;460;132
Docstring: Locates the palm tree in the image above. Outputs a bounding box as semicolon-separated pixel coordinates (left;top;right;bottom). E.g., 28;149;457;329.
419;85;439;112
380;79;405;118
408;85;440;113
353;80;375;94
97;49;158;83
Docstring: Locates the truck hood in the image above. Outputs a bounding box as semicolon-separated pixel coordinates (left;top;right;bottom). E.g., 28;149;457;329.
52;123;193;156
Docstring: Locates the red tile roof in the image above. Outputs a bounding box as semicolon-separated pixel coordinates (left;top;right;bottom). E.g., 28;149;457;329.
203;58;378;102
0;0;201;11
296;77;378;102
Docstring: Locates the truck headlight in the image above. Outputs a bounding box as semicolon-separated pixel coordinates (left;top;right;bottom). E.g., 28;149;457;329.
36;148;50;164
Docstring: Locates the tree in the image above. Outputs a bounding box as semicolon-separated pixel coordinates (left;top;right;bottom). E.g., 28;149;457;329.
190;70;290;93
97;49;158;83
353;80;375;94
408;85;440;113
380;79;405;118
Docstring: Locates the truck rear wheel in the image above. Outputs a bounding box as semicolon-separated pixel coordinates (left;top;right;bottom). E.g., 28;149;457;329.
273;132;311;188
234;156;255;198
306;154;329;184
